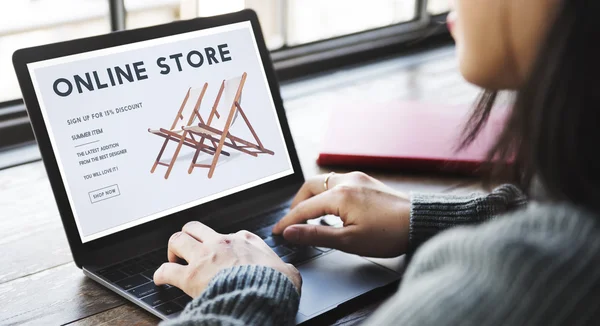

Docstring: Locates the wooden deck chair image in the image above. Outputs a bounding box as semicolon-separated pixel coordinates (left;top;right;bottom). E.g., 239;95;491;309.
147;83;230;179
183;72;274;179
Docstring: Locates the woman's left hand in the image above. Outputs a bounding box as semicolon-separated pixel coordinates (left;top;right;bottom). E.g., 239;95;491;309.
153;221;302;298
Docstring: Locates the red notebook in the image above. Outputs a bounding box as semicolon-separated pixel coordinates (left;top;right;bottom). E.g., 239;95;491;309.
316;101;507;175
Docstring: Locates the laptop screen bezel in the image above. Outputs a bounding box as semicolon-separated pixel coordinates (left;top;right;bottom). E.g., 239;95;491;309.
12;9;304;267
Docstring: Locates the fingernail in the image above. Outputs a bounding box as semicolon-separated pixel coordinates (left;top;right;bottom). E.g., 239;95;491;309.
185;221;200;227
271;224;280;234
170;232;181;242
284;226;300;242
153;266;162;282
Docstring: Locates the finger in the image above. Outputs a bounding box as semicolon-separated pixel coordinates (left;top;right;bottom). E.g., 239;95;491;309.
282;224;353;249
289;177;320;209
154;262;187;288
235;229;261;241
273;191;341;234
182;221;219;243
290;173;340;209
168;231;203;263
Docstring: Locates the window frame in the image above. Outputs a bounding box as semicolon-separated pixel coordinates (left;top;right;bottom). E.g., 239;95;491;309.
0;0;450;159
0;99;33;149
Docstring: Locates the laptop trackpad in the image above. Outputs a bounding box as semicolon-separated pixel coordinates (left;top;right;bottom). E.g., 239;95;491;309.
296;250;400;319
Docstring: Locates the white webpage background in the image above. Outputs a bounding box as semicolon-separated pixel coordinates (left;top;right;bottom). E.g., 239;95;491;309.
28;22;293;242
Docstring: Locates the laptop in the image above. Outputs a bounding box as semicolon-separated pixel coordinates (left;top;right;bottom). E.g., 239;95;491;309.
12;9;401;324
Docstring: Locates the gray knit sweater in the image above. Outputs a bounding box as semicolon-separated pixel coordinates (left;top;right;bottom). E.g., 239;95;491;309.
164;185;600;325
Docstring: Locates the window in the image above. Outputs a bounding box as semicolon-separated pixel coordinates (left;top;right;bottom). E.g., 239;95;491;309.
124;0;442;49
1;0;451;103
428;0;452;15
0;0;111;103
118;0;450;79
0;0;450;158
284;0;417;46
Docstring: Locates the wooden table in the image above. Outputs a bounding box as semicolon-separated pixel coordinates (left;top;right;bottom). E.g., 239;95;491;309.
0;46;483;325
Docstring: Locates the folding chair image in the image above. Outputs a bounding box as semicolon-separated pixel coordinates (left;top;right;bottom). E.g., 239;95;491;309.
183;72;274;179
148;83;230;179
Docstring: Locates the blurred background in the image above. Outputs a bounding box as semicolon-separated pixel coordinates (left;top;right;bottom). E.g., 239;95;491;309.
0;0;450;103
0;0;454;170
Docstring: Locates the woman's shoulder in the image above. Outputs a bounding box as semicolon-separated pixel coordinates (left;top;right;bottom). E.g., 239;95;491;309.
388;203;600;325
494;201;600;235
436;201;599;247
401;202;600;324
408;202;600;279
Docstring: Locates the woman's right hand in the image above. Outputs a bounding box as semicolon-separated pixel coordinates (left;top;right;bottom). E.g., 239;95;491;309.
272;172;411;258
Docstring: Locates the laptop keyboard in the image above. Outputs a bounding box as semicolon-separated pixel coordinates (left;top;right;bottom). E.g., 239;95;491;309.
254;233;330;264
96;248;190;316
95;218;332;316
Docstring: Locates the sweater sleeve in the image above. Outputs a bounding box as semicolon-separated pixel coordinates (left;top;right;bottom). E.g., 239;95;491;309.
409;184;526;253
161;265;299;326
365;204;600;326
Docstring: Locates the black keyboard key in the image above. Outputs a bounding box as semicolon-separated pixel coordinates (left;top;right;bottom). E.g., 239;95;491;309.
253;225;275;239
142;269;157;280
284;244;304;252
150;248;167;256
142;287;184;307
120;263;146;276
128;282;166;298
264;237;275;247
155;302;183;315
100;269;128;282
116;274;150;290
315;247;333;253
282;247;323;264
138;260;159;271
264;208;290;223
252;208;289;238
96;266;112;275
142;249;162;259
147;253;167;266
174;295;193;308
272;245;292;257
113;262;131;271
264;236;286;248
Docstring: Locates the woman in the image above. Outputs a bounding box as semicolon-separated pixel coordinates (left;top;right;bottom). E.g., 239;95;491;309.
155;0;600;324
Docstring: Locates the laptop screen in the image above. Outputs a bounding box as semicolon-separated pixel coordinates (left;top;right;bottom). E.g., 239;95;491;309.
26;21;294;243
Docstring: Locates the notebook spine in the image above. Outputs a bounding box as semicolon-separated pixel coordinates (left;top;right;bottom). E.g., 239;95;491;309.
316;153;487;176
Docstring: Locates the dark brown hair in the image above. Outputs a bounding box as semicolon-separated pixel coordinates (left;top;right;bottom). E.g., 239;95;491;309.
460;0;600;211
